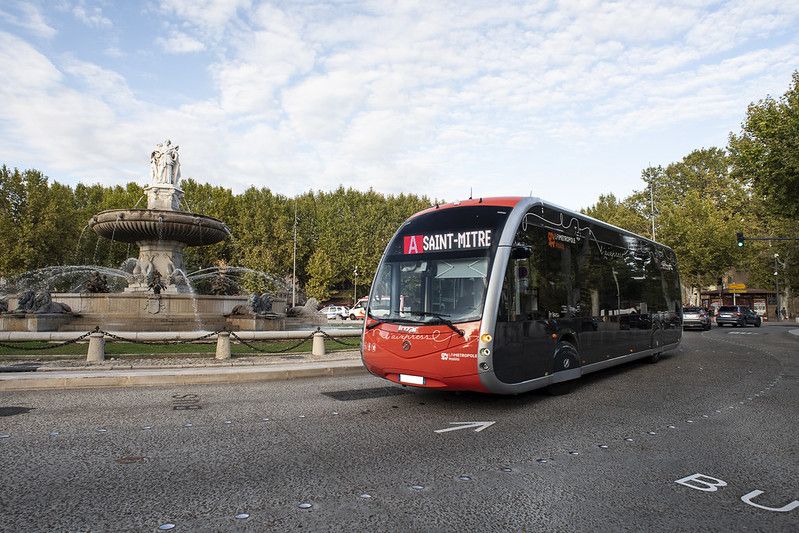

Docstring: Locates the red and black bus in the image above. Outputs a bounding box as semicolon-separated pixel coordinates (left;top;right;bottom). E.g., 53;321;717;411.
361;197;682;394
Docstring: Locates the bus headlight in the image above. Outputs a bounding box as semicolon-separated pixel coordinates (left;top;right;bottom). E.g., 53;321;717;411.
480;347;491;356
480;333;492;342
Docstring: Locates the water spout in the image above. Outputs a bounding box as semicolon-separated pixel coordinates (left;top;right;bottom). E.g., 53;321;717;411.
75;224;89;263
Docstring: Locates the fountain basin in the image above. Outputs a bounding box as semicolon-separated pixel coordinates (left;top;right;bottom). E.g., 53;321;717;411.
50;293;287;332
90;209;229;246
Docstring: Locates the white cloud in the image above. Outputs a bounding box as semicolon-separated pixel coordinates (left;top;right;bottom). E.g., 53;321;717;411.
0;32;61;91
61;56;138;108
210;4;315;116
72;2;112;28
157;0;252;31
0;2;56;39
156;31;206;53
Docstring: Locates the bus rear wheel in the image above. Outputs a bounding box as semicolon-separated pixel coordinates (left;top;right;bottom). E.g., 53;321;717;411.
546;341;579;396
649;330;663;363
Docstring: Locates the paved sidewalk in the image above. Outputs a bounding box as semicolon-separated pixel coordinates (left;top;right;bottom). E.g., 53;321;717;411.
0;350;365;391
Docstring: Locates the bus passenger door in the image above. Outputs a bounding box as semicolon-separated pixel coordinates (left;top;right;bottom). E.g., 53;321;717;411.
493;256;550;384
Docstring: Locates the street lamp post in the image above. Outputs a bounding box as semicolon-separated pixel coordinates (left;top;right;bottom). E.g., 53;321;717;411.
650;180;656;241
292;201;298;308
353;267;358;306
774;254;785;320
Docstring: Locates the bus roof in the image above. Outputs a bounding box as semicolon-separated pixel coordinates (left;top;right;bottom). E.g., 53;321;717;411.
410;196;674;253
411;197;523;218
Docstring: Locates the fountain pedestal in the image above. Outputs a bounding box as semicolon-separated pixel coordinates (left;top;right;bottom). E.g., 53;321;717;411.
124;241;187;294
145;183;183;211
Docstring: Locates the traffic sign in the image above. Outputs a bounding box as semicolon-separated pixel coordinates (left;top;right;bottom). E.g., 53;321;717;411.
728;283;746;290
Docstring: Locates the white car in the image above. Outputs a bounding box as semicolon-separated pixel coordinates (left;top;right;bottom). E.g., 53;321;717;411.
319;305;349;320
349;300;367;320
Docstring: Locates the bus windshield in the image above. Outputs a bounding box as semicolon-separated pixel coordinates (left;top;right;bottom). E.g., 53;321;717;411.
367;205;509;325
369;256;490;324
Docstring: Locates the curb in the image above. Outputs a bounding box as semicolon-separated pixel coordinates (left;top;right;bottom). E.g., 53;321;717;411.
0;360;367;391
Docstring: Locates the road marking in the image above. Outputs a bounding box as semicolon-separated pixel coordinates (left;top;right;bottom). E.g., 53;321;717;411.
675;473;727;492
434;421;495;433
741;490;799;512
728;331;759;335
677;473;798;513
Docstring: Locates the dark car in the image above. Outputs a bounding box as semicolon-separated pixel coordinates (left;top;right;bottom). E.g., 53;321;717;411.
682;306;711;330
716;305;761;327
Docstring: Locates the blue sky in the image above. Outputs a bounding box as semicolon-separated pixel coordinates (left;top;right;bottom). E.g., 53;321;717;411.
0;1;797;210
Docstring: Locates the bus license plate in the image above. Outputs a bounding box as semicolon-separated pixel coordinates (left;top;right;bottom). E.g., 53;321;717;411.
399;374;425;385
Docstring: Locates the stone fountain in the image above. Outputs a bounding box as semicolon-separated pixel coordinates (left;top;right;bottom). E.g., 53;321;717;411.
89;140;228;293
0;141;287;332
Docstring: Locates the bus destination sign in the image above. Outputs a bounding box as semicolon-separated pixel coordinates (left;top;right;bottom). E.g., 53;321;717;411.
403;230;492;254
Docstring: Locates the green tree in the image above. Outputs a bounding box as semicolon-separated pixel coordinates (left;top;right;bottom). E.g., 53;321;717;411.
0;167;81;276
729;71;799;218
656;190;739;292
581;193;649;236
180;178;237;272
729;71;799;308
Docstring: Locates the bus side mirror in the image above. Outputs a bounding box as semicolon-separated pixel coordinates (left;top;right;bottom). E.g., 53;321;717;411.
511;245;531;259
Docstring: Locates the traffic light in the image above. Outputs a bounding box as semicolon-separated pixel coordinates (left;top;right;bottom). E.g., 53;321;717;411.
736;232;744;247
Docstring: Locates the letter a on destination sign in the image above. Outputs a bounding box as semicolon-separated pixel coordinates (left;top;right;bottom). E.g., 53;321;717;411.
404;235;422;254
675;474;728;492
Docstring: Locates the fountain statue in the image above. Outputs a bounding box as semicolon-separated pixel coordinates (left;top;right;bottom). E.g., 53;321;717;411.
13;291;72;314
82;271;109;293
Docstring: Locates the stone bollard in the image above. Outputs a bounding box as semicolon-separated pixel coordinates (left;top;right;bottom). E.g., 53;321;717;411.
86;332;105;363
216;331;231;360
312;331;326;356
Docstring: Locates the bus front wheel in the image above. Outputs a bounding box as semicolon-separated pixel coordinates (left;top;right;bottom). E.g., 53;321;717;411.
546;341;579;396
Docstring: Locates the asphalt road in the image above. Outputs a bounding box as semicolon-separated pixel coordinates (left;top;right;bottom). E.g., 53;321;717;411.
1;324;796;532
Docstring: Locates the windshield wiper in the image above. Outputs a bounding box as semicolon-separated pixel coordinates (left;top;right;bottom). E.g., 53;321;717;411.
365;317;384;330
410;311;465;336
365;314;418;330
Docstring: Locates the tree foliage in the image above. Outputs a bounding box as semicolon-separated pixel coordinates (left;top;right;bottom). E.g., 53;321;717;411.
728;71;799;296
729;71;799;218
581;193;649;236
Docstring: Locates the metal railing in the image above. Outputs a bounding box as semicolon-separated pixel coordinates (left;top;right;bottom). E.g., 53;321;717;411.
0;327;362;363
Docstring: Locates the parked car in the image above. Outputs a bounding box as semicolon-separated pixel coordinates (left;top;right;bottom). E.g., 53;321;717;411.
349;300;367;320
715;305;761;327
318;305;349;320
682;306;711;331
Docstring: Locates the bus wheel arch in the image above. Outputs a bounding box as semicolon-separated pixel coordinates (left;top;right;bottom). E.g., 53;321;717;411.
649;328;663;363
547;341;580;395
553;340;579;371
